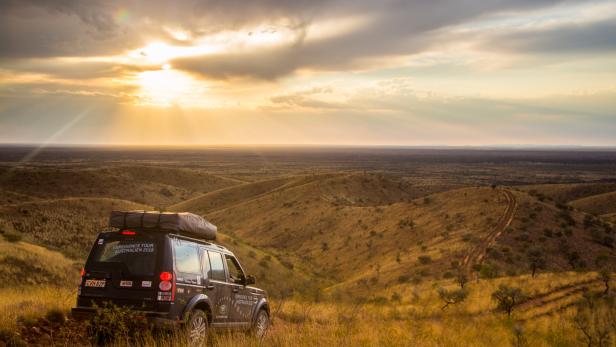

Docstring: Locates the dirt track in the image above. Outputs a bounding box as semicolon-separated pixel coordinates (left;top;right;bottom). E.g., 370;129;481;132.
517;277;604;320
462;189;517;276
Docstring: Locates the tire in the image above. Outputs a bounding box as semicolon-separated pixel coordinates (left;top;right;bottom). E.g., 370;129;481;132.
251;309;270;339
186;309;209;346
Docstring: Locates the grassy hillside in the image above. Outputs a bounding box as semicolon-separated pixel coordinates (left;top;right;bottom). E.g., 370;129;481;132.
482;190;616;276
200;174;505;294
0;236;78;332
0;165;239;207
0;198;150;258
0;165;615;345
169;176;298;214
570;191;616;216
0;236;79;288
216;232;315;297
520;183;616;203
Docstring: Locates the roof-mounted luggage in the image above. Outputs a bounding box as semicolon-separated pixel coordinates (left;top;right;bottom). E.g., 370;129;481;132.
109;210;217;240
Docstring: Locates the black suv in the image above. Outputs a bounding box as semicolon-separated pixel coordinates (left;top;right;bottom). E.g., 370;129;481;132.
72;229;270;342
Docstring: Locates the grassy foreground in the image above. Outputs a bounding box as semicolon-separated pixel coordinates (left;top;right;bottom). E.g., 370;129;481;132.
0;272;611;346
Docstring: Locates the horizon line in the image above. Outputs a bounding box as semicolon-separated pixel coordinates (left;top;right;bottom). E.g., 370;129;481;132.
1;142;616;150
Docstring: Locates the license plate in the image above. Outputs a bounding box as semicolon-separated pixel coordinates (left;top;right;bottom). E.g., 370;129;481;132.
85;279;106;288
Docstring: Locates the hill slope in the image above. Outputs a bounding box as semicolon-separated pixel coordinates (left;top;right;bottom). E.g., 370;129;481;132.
569;191;616;216
0;165;240;207
0;198;150;258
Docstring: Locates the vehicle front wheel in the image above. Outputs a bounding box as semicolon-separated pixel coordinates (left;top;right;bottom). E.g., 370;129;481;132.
186;309;208;345
252;309;270;339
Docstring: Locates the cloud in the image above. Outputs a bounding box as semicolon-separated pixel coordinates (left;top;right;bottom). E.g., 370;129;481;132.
1;0;568;73
268;86;346;109
481;18;616;54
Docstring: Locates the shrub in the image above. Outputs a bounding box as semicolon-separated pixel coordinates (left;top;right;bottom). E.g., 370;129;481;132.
479;263;498;279
391;292;402;303
438;287;468;310
456;273;468;289
571;296;612;347
0;328;27;347
258;258;269;268
418;256;432;264
3;233;22;243
87;302;151;345
492;285;527;316
397;275;410;284
45;308;66;325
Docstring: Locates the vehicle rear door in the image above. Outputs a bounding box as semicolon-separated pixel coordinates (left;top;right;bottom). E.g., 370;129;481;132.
81;231;161;309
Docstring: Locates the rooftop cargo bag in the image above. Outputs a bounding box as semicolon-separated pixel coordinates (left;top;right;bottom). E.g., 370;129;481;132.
109;211;217;240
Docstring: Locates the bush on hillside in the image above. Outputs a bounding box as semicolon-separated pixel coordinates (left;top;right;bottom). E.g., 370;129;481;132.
438;287;468;310
418;256;432;265
0;328;27;347
3;233;22;243
492;285;527;317
45;308;66;326
86;302;151;345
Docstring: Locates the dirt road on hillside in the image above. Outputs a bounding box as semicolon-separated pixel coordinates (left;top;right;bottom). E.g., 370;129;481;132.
463;189;517;276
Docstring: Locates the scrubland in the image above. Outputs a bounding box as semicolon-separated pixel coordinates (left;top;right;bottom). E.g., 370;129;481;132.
1;147;615;345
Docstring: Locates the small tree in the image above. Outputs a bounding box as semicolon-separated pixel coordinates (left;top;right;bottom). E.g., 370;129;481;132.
527;248;546;278
599;269;611;295
456;272;468;289
511;325;527;347
572;298;611;347
492;285;527;317
438;287;468;310
567;251;580;269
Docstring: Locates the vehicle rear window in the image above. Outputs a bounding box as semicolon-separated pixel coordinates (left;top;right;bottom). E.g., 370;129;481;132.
90;238;158;276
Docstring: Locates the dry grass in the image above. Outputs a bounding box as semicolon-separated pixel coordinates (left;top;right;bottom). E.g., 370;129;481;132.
3;272;602;346
0;286;74;331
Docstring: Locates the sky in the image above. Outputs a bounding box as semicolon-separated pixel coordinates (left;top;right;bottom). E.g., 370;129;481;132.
1;0;615;146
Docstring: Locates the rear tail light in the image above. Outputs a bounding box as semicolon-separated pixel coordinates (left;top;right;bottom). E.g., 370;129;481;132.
120;230;136;235
159;272;173;281
80;268;85;277
157;271;175;302
159;281;172;291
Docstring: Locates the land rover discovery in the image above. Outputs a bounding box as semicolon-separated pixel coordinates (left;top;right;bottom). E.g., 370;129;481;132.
71;226;270;343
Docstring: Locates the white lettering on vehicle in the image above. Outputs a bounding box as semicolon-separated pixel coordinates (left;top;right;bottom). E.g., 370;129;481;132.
111;243;155;255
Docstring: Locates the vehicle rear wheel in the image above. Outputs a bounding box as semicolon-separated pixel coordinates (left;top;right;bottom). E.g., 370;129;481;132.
252;309;269;339
186;309;208;345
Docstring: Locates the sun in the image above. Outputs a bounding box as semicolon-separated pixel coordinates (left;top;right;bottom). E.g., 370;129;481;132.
134;67;205;107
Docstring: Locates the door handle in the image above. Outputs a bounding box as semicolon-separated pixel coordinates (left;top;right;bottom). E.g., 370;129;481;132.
232;288;239;293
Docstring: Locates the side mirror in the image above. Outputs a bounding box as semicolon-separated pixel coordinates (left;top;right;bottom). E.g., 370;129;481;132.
245;275;256;285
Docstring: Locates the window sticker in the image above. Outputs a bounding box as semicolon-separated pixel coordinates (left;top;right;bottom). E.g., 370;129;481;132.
141;280;152;288
120;280;133;287
111;243;155;255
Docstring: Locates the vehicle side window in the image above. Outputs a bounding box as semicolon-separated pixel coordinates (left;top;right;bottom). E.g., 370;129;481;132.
208;251;226;281
173;240;201;275
225;255;245;284
201;248;211;279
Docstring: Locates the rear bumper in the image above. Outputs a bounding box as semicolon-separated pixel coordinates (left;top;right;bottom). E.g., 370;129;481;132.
71;307;181;328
